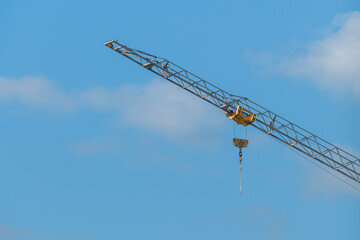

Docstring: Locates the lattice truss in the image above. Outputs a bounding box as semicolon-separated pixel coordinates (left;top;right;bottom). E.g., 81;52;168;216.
105;40;360;183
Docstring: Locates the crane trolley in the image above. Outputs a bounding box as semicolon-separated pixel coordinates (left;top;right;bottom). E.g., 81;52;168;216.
226;105;257;126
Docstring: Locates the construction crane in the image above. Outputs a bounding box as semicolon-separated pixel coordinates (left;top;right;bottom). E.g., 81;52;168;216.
104;40;360;185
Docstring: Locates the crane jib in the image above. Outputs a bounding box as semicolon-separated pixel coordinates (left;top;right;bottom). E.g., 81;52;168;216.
104;40;360;184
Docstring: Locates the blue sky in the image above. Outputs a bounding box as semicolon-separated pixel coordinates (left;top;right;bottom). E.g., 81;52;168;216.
1;0;360;239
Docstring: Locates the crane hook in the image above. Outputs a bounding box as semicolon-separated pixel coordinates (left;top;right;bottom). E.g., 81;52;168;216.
233;138;248;195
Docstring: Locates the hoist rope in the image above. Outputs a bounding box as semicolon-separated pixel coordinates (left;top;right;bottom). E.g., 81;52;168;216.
233;121;236;138
240;160;242;195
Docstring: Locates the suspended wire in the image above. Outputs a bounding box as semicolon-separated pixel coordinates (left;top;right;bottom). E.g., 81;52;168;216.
274;138;360;193
240;160;242;195
233;121;236;138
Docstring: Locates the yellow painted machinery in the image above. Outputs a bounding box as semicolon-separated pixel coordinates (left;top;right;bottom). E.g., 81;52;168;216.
226;105;257;126
233;138;248;160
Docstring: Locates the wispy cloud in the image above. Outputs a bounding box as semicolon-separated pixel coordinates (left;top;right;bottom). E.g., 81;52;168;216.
301;161;360;199
190;205;287;239
0;76;224;142
116;79;224;141
283;12;360;97
293;146;360;199
249;205;286;239
0;224;24;240
131;151;195;173
248;11;360;99
284;12;360;95
68;138;125;156
0;76;76;111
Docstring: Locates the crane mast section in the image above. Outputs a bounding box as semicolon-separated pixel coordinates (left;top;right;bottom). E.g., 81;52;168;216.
105;40;360;183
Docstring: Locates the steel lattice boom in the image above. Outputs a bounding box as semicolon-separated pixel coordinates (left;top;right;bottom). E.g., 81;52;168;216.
105;40;360;183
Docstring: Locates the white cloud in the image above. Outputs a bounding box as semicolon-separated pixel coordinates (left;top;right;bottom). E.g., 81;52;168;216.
116;79;224;140
131;151;195;172
283;11;360;97
302;161;360;199
0;76;224;141
0;76;76;111
292;149;360;199
0;224;24;240
68;138;124;156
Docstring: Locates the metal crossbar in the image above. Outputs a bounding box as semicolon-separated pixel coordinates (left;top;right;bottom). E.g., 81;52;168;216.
105;40;360;183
